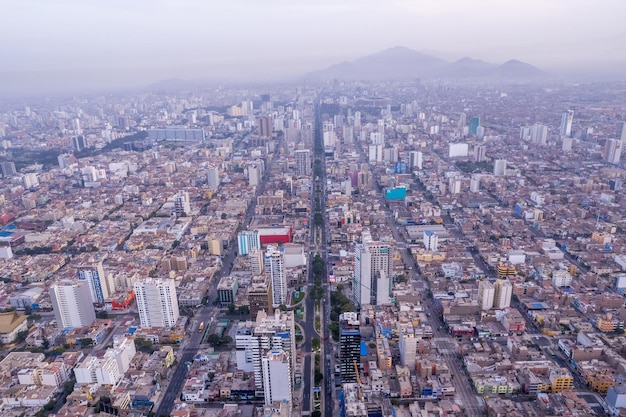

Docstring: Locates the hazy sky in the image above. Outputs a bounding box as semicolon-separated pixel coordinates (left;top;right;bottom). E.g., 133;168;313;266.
1;0;625;85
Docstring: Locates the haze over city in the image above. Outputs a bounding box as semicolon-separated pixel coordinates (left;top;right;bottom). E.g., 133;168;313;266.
1;0;626;96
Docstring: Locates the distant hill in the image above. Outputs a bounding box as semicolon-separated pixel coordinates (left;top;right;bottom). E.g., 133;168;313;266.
304;47;543;80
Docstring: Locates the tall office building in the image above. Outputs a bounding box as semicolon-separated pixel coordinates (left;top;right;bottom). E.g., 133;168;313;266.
469;117;480;136
238;230;261;256
604;139;623;164
134;278;180;328
77;260;115;304
353;231;392;306
71;135;87;151
493;159;507;176
174;190;190;217
247;275;273;319
265;246;286;307
339;312;361;383
235;311;296;398
294;149;311;176
560;110;574;137
50;282;96;329
493;279;512;309
207;166;220;190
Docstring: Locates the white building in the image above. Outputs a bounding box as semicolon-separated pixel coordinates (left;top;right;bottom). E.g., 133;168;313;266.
134;278;180;328
265;246;286;307
493;159;507;176
238;230;261;255
235;311;296;398
399;328;417;368
552;270;573;288
423;230;438;252
353;230;392;306
50;282;96;329
479;281;495;311
294;149;311;176
448;143;469;158
207;166;220;189
262;351;292;405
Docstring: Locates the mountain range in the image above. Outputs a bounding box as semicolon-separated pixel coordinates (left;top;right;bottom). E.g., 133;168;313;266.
304;46;543;80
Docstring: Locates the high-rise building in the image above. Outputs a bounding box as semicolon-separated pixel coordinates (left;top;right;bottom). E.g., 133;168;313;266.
493;159;507;176
71;135;87;151
238;230;261;256
134;278;180;328
77;260;115;304
423;231;439;252
50;282;96;329
560;110;574;137
398;323;417;369
469;117;480;136
479;281;495;311
235;311;295;398
470;175;481;193
474;145;486;162
207;166;220;190
339;312;361;383
619;122;626;142
174;191;190;217
530;123;549;145
262;351;292;405
294;149;311;177
258;116;272;138
408;151;423;170
248;247;264;275
265;246;286;307
604;139;623;164
353;231;392;306
0;161;16;177
493;279;512;309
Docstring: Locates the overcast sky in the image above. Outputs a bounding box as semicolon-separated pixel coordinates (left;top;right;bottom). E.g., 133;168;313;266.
1;0;625;86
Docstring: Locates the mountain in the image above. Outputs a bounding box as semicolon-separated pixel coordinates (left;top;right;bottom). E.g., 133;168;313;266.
495;59;544;77
304;47;543;80
305;46;446;80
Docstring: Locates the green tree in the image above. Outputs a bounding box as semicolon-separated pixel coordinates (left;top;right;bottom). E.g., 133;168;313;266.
312;338;320;351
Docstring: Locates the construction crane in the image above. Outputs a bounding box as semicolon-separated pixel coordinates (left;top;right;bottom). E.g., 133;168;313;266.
353;360;363;400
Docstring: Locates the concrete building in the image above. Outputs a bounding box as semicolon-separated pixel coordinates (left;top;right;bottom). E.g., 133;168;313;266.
265;245;286;307
353;231;392;306
493;279;512;310
77;260;114;304
262;351;292;405
479;280;495;311
134;278;180;328
50;282;96;329
174;190;190;217
238;230;261;256
294;149;311;176
339;312;361;383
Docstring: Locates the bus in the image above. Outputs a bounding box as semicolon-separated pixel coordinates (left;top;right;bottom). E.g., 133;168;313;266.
198;322;204;332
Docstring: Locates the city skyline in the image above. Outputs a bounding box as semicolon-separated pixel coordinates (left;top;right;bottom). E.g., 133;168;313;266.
1;0;626;97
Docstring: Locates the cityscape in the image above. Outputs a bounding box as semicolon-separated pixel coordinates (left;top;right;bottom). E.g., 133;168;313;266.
1;2;626;417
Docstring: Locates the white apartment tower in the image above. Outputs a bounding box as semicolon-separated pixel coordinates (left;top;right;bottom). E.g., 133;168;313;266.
479;281;495;311
265;246;286;307
134;278;180;328
207;166;220;189
262;351;292;405
353;230;392;306
50;282;96;329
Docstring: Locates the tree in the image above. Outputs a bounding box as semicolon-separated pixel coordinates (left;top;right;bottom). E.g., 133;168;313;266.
96;310;109;319
228;304;236;314
312;411;322;417
16;330;29;343
80;338;94;348
207;334;221;347
312;338;320;351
